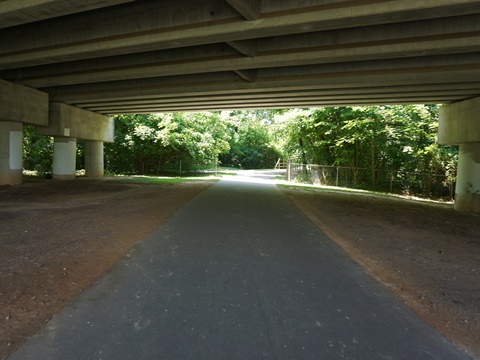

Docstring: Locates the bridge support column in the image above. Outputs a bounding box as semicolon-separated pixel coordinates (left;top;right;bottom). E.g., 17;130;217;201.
0;80;49;185
455;143;480;213
439;97;480;213
53;137;77;180
85;140;104;177
36;102;114;180
0;121;23;186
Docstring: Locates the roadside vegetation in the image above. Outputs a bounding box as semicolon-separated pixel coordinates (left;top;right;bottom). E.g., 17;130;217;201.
23;105;457;200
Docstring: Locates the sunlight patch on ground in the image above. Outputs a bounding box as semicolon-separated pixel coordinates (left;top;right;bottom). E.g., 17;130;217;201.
223;169;454;205
221;169;287;185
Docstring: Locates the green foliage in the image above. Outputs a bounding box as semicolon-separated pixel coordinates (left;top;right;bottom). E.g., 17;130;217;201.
272;105;458;196
219;110;281;169
23;125;53;173
21;105;457;200
105;112;230;174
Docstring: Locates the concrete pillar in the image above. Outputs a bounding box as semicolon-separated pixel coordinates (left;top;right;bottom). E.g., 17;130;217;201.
52;137;77;180
0;121;23;186
439;97;480;213
454;143;480;213
85;140;104;177
36;103;113;180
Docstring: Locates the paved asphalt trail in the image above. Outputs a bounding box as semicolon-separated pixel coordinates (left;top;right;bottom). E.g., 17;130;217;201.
10;172;469;360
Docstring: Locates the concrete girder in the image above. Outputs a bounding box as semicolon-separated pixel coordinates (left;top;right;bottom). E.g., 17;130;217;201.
78;85;480;106
103;99;457;114
439;97;480;145
233;70;257;83
40;51;480;93
0;0;135;29
0;79;48;126
226;40;258;57
225;0;262;21
86;92;471;113
73;82;480;106
43;56;480;105
1;0;479;69
4;14;480;87
36;102;114;142
439;97;480;213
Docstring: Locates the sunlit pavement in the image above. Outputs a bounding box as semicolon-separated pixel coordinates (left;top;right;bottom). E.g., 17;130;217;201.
222;169;287;184
9;171;469;360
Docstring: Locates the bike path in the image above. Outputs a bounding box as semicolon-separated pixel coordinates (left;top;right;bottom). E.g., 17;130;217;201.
10;173;469;359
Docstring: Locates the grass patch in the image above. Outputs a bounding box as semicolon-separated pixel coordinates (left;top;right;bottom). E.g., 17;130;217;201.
277;182;453;204
106;174;220;185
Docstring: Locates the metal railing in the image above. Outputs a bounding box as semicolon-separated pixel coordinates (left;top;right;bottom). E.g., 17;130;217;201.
286;163;455;201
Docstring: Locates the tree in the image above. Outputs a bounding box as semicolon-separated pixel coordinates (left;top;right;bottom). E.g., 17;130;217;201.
272;105;457;195
23;125;54;173
105;112;230;174
219;110;281;169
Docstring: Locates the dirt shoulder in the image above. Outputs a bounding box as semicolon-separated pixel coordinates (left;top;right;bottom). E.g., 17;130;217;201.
281;186;480;359
0;178;213;360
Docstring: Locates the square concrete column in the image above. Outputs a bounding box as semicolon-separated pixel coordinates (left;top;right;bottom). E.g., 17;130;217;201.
0;121;23;186
454;143;480;213
53;137;77;180
85;140;104;177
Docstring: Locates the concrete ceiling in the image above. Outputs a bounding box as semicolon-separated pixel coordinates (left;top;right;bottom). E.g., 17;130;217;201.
1;0;480;114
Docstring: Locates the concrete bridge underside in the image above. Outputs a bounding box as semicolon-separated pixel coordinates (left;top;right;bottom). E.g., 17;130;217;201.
0;0;480;212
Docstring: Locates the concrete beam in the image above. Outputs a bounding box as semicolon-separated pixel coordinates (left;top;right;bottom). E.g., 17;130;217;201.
98;97;458;114
36;102;114;142
5;14;480;87
103;99;451;114
0;80;48;125
227;40;258;57
225;0;262;20
88;93;465;113
80;86;480;110
233;69;257;83
45;56;480;104
1;0;479;69
0;0;135;29
438;97;480;145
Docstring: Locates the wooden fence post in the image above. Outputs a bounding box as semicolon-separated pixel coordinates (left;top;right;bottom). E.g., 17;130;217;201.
287;160;291;182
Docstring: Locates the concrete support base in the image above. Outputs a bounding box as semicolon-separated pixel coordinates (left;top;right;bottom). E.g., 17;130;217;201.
0;121;23;186
85;140;104;177
53;137;77;180
454;143;480;213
